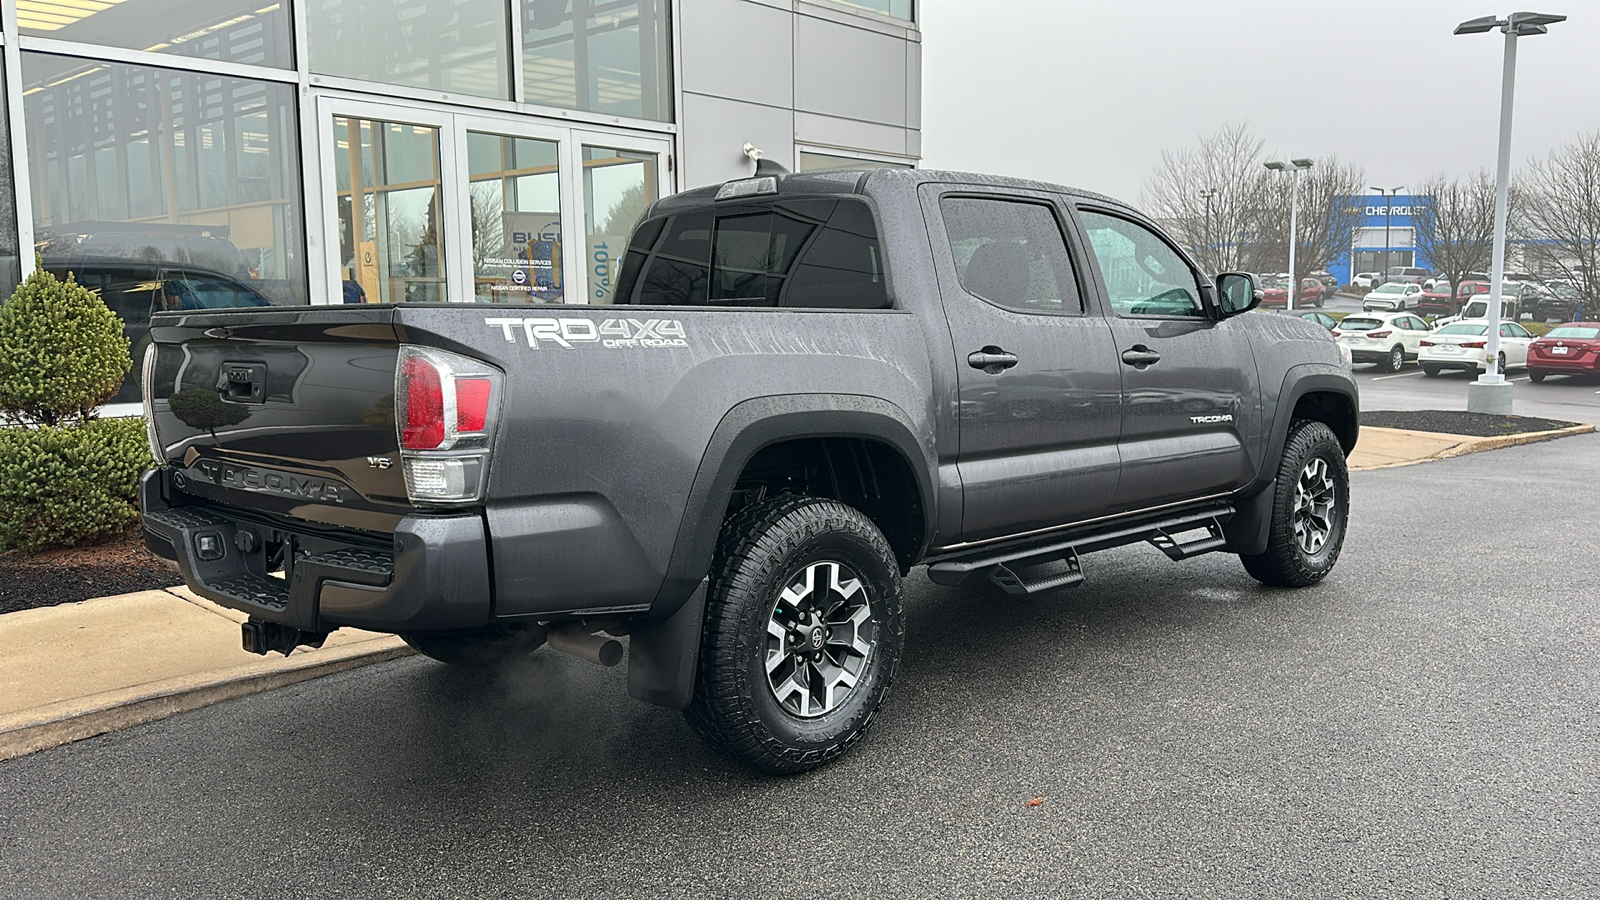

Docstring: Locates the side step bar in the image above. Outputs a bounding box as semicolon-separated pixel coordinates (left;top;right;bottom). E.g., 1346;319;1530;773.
926;505;1234;597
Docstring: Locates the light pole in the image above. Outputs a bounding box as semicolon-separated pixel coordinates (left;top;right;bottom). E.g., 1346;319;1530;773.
1199;187;1219;271
1455;10;1566;414
1370;185;1403;281
1265;158;1314;310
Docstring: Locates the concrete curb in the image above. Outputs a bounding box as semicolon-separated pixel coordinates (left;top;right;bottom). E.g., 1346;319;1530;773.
1353;422;1595;471
0;640;413;762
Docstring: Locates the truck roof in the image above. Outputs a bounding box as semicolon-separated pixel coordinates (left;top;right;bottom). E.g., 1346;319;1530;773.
659;167;1130;214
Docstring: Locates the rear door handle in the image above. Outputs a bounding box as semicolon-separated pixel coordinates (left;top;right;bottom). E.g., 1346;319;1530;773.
1121;346;1161;368
967;347;1019;372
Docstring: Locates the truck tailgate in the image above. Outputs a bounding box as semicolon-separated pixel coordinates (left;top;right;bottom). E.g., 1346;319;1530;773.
146;307;409;533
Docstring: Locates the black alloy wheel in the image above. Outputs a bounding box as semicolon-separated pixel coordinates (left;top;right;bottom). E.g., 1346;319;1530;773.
685;495;904;775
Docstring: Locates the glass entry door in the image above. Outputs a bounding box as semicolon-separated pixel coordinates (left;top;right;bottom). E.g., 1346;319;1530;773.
317;99;667;306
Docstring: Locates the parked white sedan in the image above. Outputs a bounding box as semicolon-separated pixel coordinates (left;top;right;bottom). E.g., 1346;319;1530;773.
1362;282;1424;312
1352;272;1381;289
1419;320;1536;376
1331;312;1433;372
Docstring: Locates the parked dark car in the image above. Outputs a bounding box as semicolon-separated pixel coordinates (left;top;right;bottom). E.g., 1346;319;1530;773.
1310;271;1339;293
1536;285;1579;323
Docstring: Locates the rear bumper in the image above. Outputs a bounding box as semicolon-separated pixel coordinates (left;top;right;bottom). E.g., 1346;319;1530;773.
1528;356;1600;374
141;468;491;634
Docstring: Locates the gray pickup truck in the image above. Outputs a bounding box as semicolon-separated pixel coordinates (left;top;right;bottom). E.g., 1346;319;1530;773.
140;168;1358;773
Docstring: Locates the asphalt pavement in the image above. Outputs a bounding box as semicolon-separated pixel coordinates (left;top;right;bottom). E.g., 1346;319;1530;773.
2;435;1597;899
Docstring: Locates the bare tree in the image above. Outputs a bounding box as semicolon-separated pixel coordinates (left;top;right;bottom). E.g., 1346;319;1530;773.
1140;123;1265;274
1244;156;1367;299
1410;172;1499;314
1518;132;1600;319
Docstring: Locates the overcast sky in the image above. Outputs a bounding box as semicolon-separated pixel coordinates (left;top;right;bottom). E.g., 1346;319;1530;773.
919;0;1598;203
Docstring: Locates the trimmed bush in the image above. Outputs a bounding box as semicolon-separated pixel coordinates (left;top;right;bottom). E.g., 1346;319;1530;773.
0;265;131;427
0;417;154;551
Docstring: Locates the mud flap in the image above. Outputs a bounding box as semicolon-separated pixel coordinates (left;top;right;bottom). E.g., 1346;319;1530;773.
626;578;708;709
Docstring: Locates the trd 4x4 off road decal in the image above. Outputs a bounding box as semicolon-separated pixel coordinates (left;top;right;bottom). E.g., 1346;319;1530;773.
485;317;688;349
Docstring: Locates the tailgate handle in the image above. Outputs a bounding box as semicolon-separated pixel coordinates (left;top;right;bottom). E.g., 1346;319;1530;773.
216;362;267;403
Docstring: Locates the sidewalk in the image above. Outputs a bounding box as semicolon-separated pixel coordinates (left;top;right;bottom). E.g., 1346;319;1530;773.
1;422;1591;763
0;585;410;761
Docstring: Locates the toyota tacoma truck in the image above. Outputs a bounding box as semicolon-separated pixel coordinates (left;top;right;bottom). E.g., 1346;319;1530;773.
140;167;1358;774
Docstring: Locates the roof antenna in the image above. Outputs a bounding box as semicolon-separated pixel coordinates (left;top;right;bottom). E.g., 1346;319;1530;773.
742;141;790;177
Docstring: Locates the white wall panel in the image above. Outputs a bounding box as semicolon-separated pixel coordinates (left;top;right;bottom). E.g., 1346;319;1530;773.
681;92;795;189
794;14;906;126
679;0;793;109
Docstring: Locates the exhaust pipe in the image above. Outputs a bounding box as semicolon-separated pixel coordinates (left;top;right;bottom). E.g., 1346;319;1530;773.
545;626;624;667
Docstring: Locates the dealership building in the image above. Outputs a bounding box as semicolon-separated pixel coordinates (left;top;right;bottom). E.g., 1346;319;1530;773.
0;0;921;410
1325;193;1428;286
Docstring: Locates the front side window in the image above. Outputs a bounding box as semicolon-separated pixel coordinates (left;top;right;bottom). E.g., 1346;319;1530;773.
613;198;887;309
1079;210;1203;317
938;197;1081;315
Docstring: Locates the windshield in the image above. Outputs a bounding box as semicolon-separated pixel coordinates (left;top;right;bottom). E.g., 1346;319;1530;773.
1372;284;1405;294
1339;317;1382;330
1436;324;1489;336
1547;326;1600;339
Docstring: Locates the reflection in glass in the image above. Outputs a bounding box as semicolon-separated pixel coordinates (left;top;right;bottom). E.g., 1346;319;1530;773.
829;0;913;21
524;0;671;121
17;0;293;67
332;117;447;304
468;133;564;303
797;151;913;173
21;53;308;404
583;146;657;304
309;0;510;99
0;64;18;299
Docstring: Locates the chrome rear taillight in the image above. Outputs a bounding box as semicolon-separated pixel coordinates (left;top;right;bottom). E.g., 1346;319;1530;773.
395;346;503;506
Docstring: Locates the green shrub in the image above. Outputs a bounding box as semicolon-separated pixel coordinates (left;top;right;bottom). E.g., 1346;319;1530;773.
0;417;154;552
0;265;131;427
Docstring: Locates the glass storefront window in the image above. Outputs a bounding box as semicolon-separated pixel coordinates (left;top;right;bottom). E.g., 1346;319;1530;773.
582;145;657;303
797;151;913;173
0;64;19;300
308;0;511;100
468;132;564;303
21;53;308;405
824;0;913;21
523;1;671;122
332;116;448;304
17;0;293;68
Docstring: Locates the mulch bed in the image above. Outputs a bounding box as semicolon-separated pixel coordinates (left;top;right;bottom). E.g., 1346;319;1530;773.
0;532;182;615
1361;410;1581;437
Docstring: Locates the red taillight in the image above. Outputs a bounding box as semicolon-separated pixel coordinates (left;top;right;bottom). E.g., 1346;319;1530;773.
1331;330;1343;337
456;378;491;433
1420;340;1434;347
1461;341;1487;349
1368;330;1392;338
402;355;445;450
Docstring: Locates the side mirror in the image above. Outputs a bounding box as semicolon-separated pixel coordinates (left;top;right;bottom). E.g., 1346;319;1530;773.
1215;272;1261;317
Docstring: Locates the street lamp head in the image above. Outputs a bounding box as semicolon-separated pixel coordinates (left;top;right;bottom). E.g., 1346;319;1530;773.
1290;158;1314;169
1454;15;1503;34
1508;11;1567;28
1264;160;1287;171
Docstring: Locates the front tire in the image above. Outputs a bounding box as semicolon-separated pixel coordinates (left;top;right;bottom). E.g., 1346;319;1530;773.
685;495;904;775
401;624;547;668
1240;420;1349;588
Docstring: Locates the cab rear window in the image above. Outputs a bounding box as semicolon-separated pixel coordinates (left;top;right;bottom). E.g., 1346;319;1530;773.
612;198;889;309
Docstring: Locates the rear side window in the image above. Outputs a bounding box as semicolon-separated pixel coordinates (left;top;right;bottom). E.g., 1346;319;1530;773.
613;198;888;309
938;197;1082;314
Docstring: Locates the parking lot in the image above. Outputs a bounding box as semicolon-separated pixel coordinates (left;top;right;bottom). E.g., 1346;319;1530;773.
2;436;1597;899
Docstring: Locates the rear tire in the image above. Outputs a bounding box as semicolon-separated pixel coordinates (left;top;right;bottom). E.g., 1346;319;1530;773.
1422;365;1441;377
1386;345;1405;373
401;624;548;668
1529;370;1547;383
1240;420;1349;588
685;495;904;775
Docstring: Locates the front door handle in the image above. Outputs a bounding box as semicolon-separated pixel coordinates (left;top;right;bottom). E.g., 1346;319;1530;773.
968;347;1019;373
1121;346;1161;369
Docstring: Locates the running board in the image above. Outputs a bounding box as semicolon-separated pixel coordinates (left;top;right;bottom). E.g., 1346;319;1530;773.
926;505;1234;597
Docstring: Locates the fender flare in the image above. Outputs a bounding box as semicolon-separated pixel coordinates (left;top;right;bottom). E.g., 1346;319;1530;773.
1223;365;1359;555
647;394;937;618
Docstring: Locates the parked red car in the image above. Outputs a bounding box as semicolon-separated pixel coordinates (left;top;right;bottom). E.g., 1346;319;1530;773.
1418;282;1455;317
1528;323;1600;382
1261;277;1327;308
